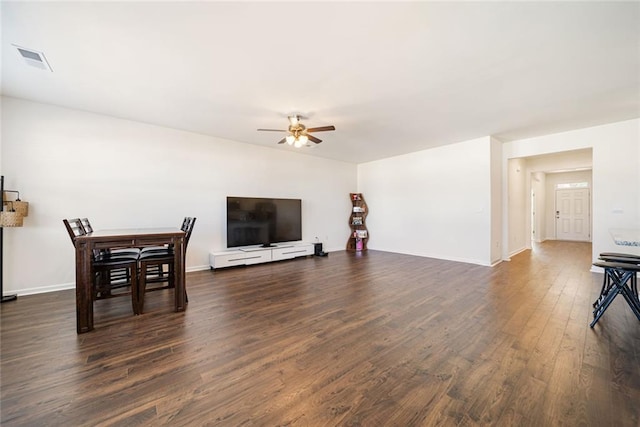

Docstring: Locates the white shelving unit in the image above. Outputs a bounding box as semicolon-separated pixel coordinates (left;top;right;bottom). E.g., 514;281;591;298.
210;242;314;269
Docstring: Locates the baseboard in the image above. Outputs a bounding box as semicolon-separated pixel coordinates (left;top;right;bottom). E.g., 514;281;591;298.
509;247;529;258
6;282;76;297
7;264;214;297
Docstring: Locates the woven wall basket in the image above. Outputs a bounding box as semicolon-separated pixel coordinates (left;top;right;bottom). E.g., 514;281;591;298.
10;200;29;217
0;211;24;227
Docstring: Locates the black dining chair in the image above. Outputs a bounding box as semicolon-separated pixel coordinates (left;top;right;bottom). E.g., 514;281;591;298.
79;218;141;285
63;218;140;314
79;218;141;258
137;217;196;313
63;217;85;240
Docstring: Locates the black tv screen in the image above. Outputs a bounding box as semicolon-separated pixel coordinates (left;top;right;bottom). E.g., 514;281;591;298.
226;197;302;248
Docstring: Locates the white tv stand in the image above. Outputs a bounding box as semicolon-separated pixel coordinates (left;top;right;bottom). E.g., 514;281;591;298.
209;242;314;269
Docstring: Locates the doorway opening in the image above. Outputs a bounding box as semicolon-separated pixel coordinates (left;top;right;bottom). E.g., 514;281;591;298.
505;148;593;259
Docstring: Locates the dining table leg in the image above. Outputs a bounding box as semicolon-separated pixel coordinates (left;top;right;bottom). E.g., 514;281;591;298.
75;240;94;333
174;235;186;311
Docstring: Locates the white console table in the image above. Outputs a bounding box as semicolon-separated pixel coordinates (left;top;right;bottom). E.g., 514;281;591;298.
610;228;640;247
210;242;314;269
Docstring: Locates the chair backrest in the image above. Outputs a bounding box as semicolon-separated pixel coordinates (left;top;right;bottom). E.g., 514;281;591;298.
79;218;94;233
63;218;85;246
181;217;196;247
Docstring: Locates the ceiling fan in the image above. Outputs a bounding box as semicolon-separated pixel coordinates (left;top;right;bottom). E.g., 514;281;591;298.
258;115;336;147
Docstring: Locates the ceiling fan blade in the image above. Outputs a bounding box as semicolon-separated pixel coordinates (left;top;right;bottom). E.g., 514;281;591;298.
277;138;287;144
307;134;322;144
306;125;336;133
257;128;287;132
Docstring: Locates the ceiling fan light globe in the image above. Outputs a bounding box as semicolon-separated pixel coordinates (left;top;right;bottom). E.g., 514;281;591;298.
298;135;309;145
286;135;295;145
294;139;303;148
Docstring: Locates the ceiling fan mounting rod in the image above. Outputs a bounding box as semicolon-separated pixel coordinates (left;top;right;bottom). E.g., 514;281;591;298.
288;114;301;126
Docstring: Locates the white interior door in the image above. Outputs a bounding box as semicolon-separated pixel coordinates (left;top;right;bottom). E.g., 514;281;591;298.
555;188;590;241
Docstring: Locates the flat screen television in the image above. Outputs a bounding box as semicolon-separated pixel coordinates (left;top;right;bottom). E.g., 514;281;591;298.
226;196;302;248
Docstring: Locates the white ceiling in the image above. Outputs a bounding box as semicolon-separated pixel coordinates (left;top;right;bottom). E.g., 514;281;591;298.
2;1;639;164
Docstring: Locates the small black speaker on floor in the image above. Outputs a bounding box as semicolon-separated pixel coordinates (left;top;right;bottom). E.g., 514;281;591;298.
314;242;328;257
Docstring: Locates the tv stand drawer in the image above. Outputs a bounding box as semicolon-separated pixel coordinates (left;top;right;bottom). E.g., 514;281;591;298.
210;243;314;269
272;244;314;261
210;250;272;268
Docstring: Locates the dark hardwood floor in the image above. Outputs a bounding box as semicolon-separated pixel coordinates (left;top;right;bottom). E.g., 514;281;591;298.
1;241;639;426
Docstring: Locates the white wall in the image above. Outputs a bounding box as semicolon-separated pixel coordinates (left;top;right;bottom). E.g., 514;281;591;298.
504;119;640;261
357;136;495;266
507;158;527;256
1;97;356;295
526;149;592;173
3;96;637;294
490;137;503;264
530;172;546;243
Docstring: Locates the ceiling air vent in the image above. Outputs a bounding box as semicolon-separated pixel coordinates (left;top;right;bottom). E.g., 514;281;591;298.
12;45;53;72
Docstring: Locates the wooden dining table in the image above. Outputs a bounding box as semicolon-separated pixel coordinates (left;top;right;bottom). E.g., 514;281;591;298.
74;227;186;334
